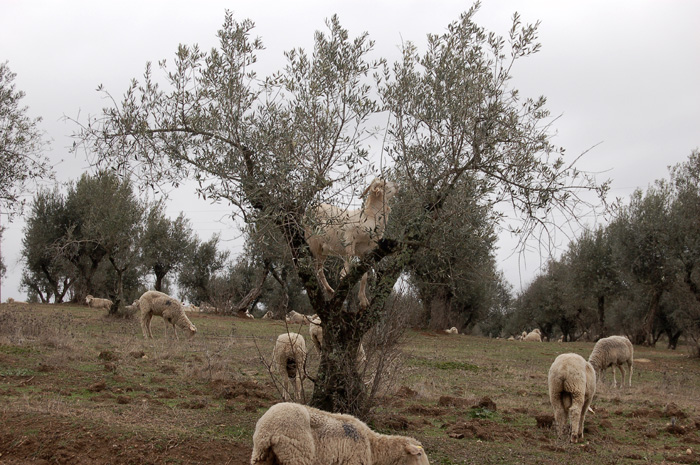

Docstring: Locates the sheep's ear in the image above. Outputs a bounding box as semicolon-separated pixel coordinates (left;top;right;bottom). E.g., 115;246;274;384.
405;444;423;456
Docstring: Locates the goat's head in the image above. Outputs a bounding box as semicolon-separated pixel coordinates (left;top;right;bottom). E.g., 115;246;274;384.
361;178;398;201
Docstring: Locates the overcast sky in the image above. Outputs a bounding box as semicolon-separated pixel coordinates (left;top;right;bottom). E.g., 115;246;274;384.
1;1;699;301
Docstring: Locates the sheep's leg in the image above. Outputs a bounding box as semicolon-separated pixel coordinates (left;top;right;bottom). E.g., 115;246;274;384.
579;394;594;443
611;365;618;388
141;312;153;338
618;364;627;388
550;392;568;440
568;395;585;443
628;362;633;387
172;323;179;340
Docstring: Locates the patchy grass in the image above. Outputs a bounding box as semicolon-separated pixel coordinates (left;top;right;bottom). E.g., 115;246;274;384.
1;303;700;465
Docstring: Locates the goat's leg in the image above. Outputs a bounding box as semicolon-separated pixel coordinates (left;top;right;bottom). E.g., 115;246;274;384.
315;259;335;296
358;272;370;309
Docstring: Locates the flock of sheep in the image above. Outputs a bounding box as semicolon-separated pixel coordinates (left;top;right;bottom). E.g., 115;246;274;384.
76;177;635;463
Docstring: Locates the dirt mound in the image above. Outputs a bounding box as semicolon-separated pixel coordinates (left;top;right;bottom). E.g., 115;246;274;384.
212;379;274;401
0;411;251;465
438;395;497;411
446;418;516;441
395;385;418;399
371;413;419;431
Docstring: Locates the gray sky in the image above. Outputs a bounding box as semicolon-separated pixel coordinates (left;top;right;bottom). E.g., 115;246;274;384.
1;0;699;300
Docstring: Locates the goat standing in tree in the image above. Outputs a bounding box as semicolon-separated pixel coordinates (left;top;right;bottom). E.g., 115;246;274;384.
306;178;397;308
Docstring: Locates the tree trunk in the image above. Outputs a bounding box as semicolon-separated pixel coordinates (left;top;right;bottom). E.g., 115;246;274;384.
310;309;368;416
154;273;164;292
597;294;607;338
667;331;682;350
233;262;270;314
642;288;663;347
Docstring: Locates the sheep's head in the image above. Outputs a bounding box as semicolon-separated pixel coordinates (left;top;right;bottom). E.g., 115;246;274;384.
186;323;197;338
404;442;430;464
85;295;93;304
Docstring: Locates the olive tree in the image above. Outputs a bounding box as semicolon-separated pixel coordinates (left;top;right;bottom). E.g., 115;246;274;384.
141;202;194;292
75;6;607;414
0;61;53;218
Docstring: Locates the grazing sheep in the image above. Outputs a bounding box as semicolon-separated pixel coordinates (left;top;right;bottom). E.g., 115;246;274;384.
548;353;596;443
251;402;430;465
124;299;140;313
308;316;366;370
444;327;458;335
588;335;634;388
272;333;307;401
305;177;398;308
523;328;542;342
285;310;309;325
85;294;113;311
138;290;197;339
262;311;273;319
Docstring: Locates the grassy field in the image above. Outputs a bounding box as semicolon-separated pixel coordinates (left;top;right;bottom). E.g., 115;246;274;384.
1;302;699;464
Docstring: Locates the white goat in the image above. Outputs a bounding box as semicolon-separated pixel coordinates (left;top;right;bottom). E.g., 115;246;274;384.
305;178;397;308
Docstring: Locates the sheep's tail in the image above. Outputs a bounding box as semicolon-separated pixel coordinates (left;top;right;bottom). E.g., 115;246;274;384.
561;391;572;410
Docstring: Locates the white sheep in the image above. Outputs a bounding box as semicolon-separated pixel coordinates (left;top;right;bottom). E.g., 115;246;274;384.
262;311;273;319
124;299;140;313
308;316;367;370
444;327;458;335
305;177;398;309
138;290;197;339
272;333;307;401
85;294;113;311
588;335;634;388
245;311;255;319
523;328;542;342
285;310;309;325
548;353;596;443
251;402;430;465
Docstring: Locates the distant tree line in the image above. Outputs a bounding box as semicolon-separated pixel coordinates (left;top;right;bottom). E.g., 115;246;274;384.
508;150;700;355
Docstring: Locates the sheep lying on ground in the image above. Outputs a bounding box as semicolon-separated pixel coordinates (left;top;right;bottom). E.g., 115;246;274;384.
548;353;596;443
305;177;398;309
308;317;367;370
183;304;200;313
444;327;458;335
272;333;307;401
261;311;273;319
85;294;113;311
588;335;634;388
245;311;254;319
285;310;309;325
251;402;430;465
523;328;542;342
138;290;197;339
6;298;28;304
199;303;217;313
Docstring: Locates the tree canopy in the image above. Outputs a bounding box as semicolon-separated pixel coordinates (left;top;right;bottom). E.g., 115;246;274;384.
75;5;608;414
0;61;53;218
